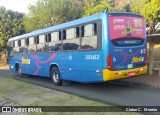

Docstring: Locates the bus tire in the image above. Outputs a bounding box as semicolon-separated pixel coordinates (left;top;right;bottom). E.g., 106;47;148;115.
51;67;62;86
16;64;23;77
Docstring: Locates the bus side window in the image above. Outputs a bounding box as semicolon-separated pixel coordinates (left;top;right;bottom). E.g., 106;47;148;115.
25;38;29;45
13;41;15;47
18;40;23;53
45;34;48;43
13;41;19;54
59;31;61;40
21;39;28;53
76;27;80;38
48;31;62;52
81;23;98;50
28;37;36;53
9;41;14;56
37;35;46;53
48;33;51;42
81;26;84;37
94;23;97;35
34;36;39;44
63;30;66;40
25;38;29;53
63;27;80;51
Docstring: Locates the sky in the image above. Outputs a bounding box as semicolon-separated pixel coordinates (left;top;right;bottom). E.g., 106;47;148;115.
0;0;38;13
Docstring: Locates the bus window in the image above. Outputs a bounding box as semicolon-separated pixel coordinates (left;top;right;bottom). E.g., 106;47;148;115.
59;31;61;40
37;35;46;52
13;41;15;47
76;27;80;38
108;16;145;47
81;26;84;37
48;31;62;52
63;28;80;51
21;39;28;53
18;40;21;47
13;41;19;54
28;37;36;53
45;33;51;43
48;33;51;42
94;23;97;35
81;23;97;50
63;30;66;40
18;40;22;53
34;36;39;44
7;41;14;56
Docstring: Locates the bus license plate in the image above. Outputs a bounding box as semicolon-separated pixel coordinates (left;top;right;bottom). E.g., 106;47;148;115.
128;72;135;76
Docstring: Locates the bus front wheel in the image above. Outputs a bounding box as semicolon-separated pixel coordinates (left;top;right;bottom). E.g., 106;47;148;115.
51;67;62;86
16;64;22;77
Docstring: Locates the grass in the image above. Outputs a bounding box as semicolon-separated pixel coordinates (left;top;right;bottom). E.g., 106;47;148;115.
0;76;140;115
25;93;43;98
28;94;106;106
0;76;38;94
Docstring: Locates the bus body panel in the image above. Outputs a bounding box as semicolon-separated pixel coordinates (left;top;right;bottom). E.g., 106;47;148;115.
102;13;147;81
8;12;147;83
9;51;103;82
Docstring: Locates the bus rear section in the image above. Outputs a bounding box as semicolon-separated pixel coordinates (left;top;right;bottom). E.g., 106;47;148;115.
103;13;147;81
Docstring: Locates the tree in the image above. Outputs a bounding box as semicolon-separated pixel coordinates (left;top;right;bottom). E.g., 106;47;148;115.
0;6;25;50
123;4;131;12
83;0;131;17
24;0;83;32
130;0;147;14
143;0;160;34
83;0;112;17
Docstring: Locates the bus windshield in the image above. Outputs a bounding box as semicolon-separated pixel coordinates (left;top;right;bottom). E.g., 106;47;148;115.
108;15;145;46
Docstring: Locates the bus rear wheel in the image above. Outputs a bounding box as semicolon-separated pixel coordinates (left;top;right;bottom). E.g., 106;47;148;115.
51;67;62;86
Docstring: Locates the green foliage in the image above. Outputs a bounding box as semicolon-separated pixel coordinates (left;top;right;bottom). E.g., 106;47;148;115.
83;0;132;17
143;0;160;34
123;4;131;12
0;6;25;49
130;0;147;14
83;0;112;17
24;0;83;32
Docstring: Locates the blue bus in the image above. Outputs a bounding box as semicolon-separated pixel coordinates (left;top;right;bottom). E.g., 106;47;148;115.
7;12;147;85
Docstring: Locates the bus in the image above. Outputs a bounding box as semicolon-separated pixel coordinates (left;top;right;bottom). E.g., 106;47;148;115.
7;12;147;86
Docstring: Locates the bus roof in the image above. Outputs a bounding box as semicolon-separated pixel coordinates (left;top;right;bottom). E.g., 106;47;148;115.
8;12;143;42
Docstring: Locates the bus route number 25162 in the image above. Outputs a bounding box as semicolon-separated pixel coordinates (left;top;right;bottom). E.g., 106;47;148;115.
85;55;100;60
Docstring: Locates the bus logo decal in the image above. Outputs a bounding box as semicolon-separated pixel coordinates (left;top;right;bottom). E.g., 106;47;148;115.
118;50;140;65
22;57;30;64
32;53;57;75
129;49;132;53
69;54;72;60
132;56;144;63
113;57;116;62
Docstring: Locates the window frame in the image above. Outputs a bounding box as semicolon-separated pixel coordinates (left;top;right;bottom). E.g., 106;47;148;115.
80;20;102;51
46;30;63;53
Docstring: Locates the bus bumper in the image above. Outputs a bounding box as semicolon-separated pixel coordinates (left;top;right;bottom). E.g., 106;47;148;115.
103;65;147;81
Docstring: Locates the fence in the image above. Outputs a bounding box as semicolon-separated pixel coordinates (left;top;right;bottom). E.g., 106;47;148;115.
153;61;160;76
0;51;8;65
